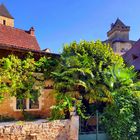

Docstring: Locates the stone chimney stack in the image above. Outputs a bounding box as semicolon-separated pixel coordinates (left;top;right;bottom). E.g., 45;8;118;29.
29;27;35;36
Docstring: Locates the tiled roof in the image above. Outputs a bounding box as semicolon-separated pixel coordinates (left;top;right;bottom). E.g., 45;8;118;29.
103;39;136;46
0;24;40;50
107;18;130;36
123;39;140;70
124;39;140;58
0;4;14;19
112;18;127;29
131;57;140;70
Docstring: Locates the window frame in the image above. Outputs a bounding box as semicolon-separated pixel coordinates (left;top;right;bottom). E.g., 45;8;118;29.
29;98;40;110
12;96;42;111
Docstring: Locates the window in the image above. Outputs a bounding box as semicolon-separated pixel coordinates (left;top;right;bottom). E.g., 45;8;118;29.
121;48;125;52
132;54;138;60
29;98;39;109
3;20;6;25
16;98;27;110
15;97;40;111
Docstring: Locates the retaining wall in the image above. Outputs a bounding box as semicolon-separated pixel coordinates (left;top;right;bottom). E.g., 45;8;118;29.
0;116;79;140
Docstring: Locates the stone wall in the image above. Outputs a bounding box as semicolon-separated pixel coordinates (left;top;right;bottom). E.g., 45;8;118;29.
112;42;132;53
0;116;79;140
0;16;14;27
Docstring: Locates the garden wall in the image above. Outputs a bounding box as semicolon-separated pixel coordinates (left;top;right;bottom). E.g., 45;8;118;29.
0;116;79;140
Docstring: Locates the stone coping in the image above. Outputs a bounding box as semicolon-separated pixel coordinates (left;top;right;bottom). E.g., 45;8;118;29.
0;119;69;126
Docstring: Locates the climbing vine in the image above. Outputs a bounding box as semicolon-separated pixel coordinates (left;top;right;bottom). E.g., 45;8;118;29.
0;53;45;115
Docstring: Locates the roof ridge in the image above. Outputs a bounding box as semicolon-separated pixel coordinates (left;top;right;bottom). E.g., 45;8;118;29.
114;18;126;27
0;23;33;35
111;18;128;29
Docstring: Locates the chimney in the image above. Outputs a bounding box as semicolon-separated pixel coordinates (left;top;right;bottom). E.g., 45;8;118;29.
29;27;35;36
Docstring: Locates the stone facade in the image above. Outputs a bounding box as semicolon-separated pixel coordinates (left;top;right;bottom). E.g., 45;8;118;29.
112;42;132;54
104;18;136;54
0;16;14;27
0;4;14;27
0;116;79;140
0;80;55;120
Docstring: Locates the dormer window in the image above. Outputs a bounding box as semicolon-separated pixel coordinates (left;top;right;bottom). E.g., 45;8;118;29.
3;20;6;25
132;54;138;60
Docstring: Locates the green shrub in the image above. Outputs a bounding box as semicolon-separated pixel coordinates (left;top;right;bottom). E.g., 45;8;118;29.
0;115;15;122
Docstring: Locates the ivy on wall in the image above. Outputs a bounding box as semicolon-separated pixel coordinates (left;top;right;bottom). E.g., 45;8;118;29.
0;53;46;118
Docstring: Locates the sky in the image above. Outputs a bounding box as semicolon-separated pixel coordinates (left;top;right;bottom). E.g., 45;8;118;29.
1;0;140;53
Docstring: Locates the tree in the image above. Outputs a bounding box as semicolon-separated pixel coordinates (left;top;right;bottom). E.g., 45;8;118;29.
50;40;140;139
102;64;140;140
50;40;124;119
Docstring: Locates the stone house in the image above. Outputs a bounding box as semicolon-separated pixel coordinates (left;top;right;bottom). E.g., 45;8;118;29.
0;4;139;120
0;4;59;120
104;18;136;55
112;19;140;71
103;18;140;71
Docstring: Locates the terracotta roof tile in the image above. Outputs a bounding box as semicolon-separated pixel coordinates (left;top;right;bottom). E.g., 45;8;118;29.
0;24;40;50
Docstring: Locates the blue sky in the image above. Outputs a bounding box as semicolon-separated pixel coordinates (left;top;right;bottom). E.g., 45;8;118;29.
1;0;140;53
